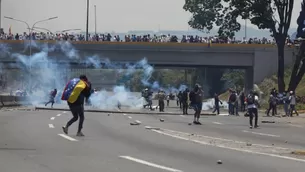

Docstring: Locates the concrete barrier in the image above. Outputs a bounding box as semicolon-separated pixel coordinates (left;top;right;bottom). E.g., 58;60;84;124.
0;95;29;107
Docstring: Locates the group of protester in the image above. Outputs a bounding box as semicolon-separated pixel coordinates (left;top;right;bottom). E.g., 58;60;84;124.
265;88;299;117
0;31;297;45
224;88;299;118
155;84;204;124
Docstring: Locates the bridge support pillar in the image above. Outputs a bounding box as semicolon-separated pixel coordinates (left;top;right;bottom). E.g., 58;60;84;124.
244;67;254;94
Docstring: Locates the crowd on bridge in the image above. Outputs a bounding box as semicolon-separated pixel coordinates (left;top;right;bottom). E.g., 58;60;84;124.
0;31;298;45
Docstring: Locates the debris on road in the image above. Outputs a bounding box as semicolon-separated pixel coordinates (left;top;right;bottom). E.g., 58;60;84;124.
217;160;222;164
188;123;192;125
246;143;252;146
291;150;305;155
262;121;275;123
160;119;164;122
130;122;140;126
107;113;110;116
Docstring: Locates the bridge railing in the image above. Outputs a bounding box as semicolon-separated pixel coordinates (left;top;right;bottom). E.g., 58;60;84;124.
0;40;282;48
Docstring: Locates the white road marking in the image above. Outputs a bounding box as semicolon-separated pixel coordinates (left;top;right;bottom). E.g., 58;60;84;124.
212;122;223;125
157;128;288;149
123;113;127;116
57;114;61;117
145;126;160;130
63;111;67;113
50;117;55;120
119;156;183;172
128;116;132;119
242;130;280;138
58;134;78;141
218;113;229;116
117;108;122;112
135;120;142;124
179;115;186;118
150;129;305;163
289;124;304;128
48;124;54;128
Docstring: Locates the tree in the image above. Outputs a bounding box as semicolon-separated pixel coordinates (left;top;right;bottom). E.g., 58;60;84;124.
221;69;245;91
183;0;295;92
288;0;305;91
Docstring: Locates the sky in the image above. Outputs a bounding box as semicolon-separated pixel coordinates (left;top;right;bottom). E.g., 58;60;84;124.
0;0;303;34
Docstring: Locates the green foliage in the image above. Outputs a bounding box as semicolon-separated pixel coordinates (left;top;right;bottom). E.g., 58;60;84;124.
184;0;295;92
183;0;294;38
221;69;245;90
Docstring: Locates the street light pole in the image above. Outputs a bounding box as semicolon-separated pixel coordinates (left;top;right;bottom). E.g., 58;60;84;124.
86;0;90;41
94;5;97;35
4;16;58;92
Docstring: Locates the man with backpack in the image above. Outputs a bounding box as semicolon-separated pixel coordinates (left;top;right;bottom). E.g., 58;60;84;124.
246;90;259;129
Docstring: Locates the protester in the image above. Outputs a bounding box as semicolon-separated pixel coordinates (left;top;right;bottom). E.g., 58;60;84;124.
61;75;92;137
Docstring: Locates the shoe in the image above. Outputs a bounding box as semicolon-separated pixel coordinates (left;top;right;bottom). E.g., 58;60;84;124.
76;132;85;137
193;121;198;124
249;126;253;129
197;121;202;125
62;126;68;134
254;125;259;128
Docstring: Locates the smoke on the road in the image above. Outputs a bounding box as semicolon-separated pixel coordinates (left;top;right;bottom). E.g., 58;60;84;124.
1;41;188;109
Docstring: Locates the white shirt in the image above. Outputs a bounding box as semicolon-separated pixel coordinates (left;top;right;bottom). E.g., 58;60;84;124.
289;95;296;105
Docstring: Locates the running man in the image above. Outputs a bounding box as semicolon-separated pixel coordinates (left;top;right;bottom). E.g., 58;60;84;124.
45;89;57;108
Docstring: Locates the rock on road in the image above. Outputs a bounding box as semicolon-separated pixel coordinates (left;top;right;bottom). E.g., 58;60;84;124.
0;109;305;172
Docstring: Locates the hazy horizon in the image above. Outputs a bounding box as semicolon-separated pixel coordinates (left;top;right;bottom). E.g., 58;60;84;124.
1;0;303;34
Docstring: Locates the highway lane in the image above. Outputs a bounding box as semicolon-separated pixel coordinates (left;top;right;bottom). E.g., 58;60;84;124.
1;109;305;172
125;112;305;149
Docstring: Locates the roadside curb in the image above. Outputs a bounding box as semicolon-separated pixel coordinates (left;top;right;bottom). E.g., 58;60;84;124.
291;150;305;155
34;107;216;116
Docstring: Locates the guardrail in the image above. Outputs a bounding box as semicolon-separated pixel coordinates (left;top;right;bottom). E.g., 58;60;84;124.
0;40;279;48
0;95;29;107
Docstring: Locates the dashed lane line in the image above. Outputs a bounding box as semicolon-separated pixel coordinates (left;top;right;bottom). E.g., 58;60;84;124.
289;124;304;128
128;116;132;119
50;117;55;120
242;130;280;138
57;114;61;117
119;156;183;172
58;134;78;141
48;124;54;128
212;122;223;125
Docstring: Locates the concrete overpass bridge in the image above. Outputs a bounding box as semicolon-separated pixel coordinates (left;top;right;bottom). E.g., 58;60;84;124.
0;40;296;92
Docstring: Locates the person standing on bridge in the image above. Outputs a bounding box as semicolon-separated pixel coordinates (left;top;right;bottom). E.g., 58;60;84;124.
61;75;92;137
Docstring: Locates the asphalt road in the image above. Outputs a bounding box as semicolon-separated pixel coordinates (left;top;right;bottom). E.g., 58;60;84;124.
1;108;305;172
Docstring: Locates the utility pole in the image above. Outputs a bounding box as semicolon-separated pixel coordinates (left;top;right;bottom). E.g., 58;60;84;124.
86;0;89;41
94;5;97;35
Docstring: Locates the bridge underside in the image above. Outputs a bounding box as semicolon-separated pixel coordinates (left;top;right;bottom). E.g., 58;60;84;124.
0;61;249;70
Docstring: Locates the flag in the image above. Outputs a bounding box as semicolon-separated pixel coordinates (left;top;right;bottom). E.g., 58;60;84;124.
8;26;12;35
296;0;305;38
61;78;88;103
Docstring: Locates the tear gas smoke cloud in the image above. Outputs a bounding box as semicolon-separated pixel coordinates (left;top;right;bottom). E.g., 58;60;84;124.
0;41;188;109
